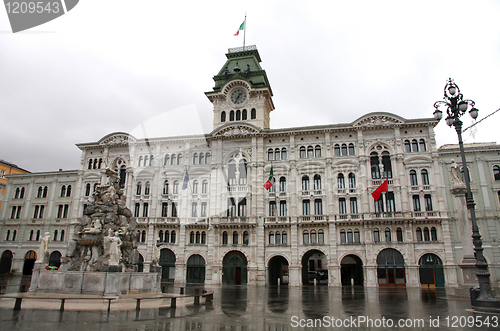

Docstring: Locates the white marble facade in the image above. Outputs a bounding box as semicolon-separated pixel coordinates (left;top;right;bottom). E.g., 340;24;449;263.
0;46;466;288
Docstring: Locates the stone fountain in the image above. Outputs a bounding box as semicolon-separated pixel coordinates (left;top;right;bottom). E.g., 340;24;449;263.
29;167;160;296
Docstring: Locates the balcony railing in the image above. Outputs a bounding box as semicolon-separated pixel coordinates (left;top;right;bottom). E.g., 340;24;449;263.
265;216;290;223
227;185;247;192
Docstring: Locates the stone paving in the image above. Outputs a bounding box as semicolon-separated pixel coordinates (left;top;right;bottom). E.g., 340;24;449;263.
0;286;499;330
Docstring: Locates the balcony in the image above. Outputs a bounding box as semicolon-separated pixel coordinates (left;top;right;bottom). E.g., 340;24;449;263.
336;214;361;221
298;215;328;222
219;217;249;224
265;216;290;223
412;211;441;218
227;185;247;192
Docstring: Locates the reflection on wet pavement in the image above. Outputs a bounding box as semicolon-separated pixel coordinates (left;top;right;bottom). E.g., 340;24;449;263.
0;286;495;331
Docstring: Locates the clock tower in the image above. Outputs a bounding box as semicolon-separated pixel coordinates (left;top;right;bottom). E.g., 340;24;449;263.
205;45;274;132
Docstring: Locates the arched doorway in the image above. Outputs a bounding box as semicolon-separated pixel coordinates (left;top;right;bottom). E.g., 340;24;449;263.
159;249;175;283
377;248;405;286
0;250;13;274
222;251;247;285
137;254;144;272
340;255;364;286
268;255;289;285
23;251;37;276
419;253;445;287
48;251;62;269
186;254;205;284
301;249;327;285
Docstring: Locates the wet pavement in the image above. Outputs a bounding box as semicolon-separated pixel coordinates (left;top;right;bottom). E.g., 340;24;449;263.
0;286;498;330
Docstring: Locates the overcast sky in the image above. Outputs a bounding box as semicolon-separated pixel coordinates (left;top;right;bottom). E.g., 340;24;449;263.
1;0;499;172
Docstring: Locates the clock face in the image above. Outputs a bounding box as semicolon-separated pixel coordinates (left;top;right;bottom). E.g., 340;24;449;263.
230;88;247;105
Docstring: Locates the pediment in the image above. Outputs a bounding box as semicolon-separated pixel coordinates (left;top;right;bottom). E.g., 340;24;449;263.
98;132;136;146
352;113;405;128
212;123;261;138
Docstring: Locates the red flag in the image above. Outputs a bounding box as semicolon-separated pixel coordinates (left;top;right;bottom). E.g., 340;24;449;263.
371;179;388;201
263;180;273;190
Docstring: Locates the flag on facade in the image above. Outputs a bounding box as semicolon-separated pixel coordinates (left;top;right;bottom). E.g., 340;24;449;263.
264;166;273;190
182;170;189;190
371;179;388;201
234;21;245;36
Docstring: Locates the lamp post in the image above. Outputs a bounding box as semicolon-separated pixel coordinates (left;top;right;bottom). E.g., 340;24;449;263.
433;78;500;313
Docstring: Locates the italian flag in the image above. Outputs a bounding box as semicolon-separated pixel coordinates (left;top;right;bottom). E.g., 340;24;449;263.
264;166;273;190
234;21;245;36
371;179;388;201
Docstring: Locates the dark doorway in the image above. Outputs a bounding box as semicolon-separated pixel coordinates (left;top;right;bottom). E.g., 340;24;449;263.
0;250;13;274
301;249;327;285
23;251;37;276
48;251;62;269
159;249;176;282
419;253;445;287
222;251;247;285
186;254;205;284
137;254;144;272
268;256;289;285
340;255;364;286
377;248;405;286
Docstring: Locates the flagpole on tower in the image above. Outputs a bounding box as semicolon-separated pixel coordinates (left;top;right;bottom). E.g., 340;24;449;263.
243;13;247;48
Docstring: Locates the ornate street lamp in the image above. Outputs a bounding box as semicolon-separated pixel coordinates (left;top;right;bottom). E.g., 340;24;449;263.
434;78;500;312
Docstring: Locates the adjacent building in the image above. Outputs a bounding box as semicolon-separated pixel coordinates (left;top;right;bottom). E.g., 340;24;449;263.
2;46;492;288
0;159;29;212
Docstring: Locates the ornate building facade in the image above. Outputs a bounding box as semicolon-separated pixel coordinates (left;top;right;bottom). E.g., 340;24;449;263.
0;46;467;288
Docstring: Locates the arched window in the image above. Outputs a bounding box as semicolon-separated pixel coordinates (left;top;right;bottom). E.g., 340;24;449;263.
281;148;287;160
173;181;179;194
310;230;317;244
493;165;500;180
144;181;150;195
221;111;226;122
164;154;170;166
348;143;355;155
144;156;149;167
66;185;71;197
300;146;306;158
149;155;154;166
12;230;16;241
205;153;211;164
382;151;393;178
60;230;65;241
318;229;324;243
193;180;198;194
302;176;309;191
190;231;195;244
85;183;91;196
410;170;418;186
171;154;176;165
373;228;380;242
279;177;286;191
201;231;206;244
37;186;43;198
230;110;235;121
416;227;423;241
341;144;348;156
307;146;314;158
396;227;403;242
159;230;164;242
141;230;146;243
5;230;10;241
170;230;176;243
411;139;419;152
93;159;98;169
163;180;169;194
42;186;48;198
268;149;274;161
60;185;66;197
404;140;411;152
347;229;353;243
193;153;198;164
348;173;356;189
269;231;275;245
338;173;345;189
370;152;380;179
196;231;201;243
419;139;426;151
315;145;321;157
334;144;340;156
202;180;208;194
354;229;360;243
423;227;430;241
274;148;280;160
199;153;205;164
242;109;247;120
88;159;93;169
29;230;34;241
136;182;142;195
164;230;169;243
177;154;182;165
421;169;430;185
314;174;321;190
236;109;241;121
53;230;58;241
243;231;249;245
303;230;309;244
340;229;346;243
282;231;287;244
233;231;238;244
222;231;228;245
251;108;256;119
431;227;438;241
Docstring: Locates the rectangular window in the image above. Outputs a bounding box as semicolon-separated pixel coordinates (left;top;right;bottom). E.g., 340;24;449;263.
63;204;69;218
228;198;236;217
192;202;197;217
171;202;178;217
424;194;433;211
269;201;276;216
134;203;140;217
339;198;346;214
57;204;63;218
142;203;149;217
161;202;168;217
374;196;384;213
201;202;207;217
238;198;247;217
386;192;395;212
302;200;310;216
314;199;322;215
350;198;358;214
413;195;421;212
280;201;287;216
